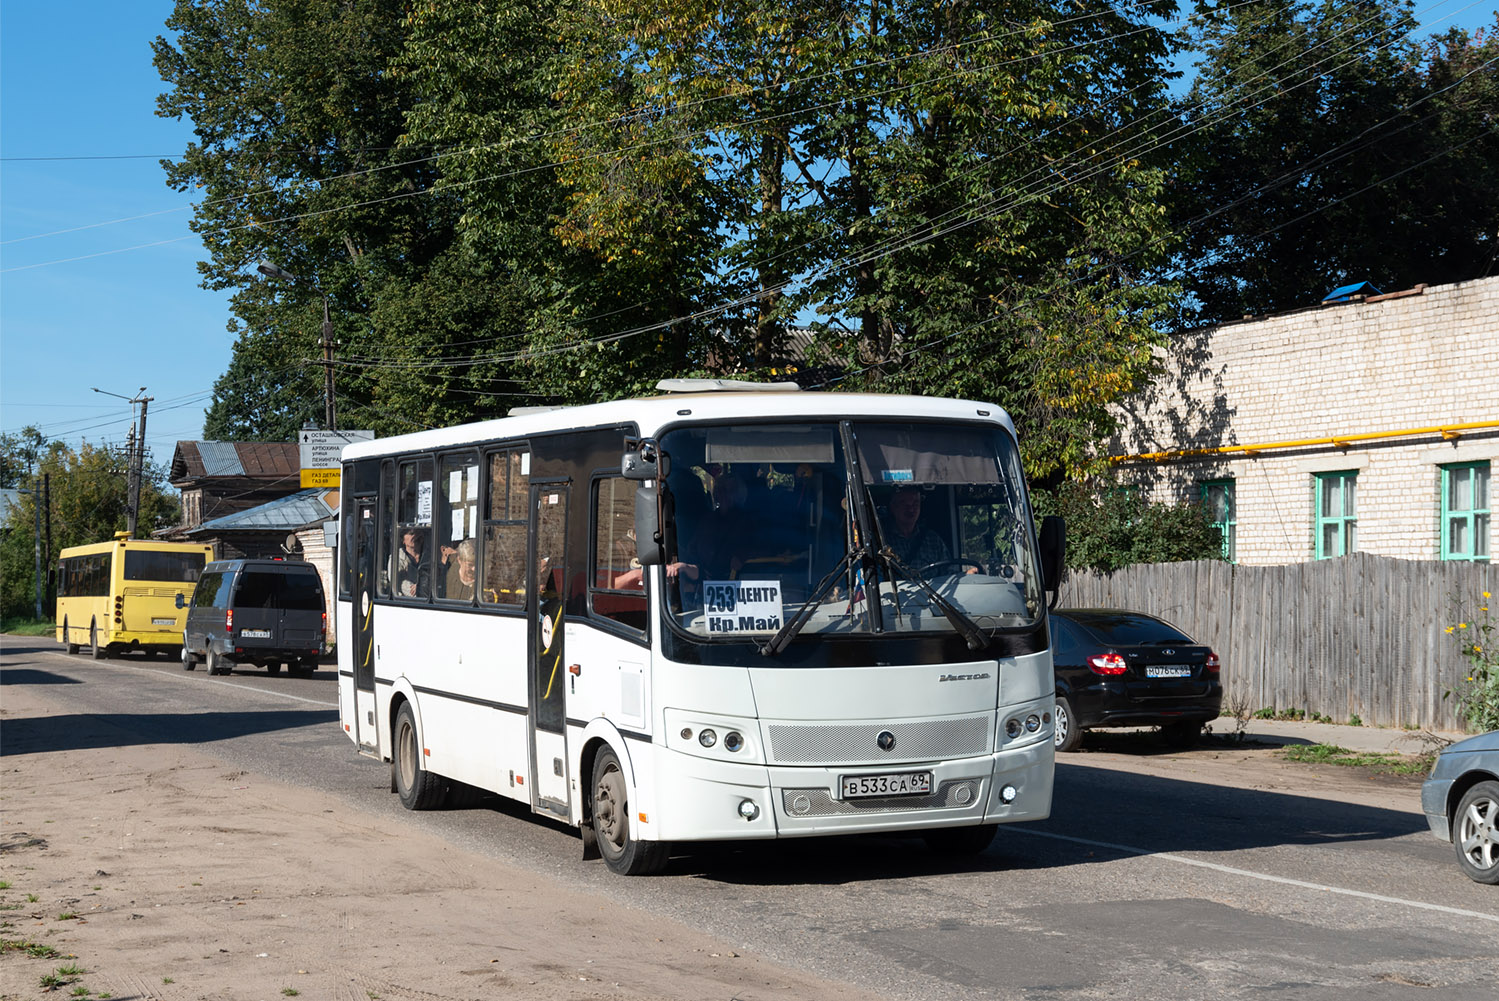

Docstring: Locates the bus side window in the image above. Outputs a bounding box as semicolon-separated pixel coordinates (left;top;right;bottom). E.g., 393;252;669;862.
590;476;647;633
481;449;528;607
377;461;396;598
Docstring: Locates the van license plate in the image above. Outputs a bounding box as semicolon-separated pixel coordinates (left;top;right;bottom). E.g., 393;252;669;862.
152;618;176;626
1145;665;1192;678
240;629;272;639
840;771;933;799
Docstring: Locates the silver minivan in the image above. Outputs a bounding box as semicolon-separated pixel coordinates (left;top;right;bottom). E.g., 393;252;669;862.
179;559;325;676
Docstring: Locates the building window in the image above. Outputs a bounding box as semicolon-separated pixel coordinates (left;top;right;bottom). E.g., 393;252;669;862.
1200;479;1236;562
1314;471;1357;559
1441;461;1490;562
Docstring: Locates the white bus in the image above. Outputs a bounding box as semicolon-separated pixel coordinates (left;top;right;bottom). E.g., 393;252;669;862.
336;381;1065;874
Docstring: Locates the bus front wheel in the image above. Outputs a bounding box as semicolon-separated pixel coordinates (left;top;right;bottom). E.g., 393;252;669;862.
393;702;445;811
63;619;79;655
590;745;669;876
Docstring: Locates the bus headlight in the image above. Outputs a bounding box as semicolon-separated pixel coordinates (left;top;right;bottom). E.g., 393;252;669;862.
738;799;760;821
723;731;743;752
698;728;718;748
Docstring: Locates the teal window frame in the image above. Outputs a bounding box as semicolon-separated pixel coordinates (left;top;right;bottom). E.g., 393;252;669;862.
1313;471;1357;559
1200;479;1236;562
1440;461;1490;562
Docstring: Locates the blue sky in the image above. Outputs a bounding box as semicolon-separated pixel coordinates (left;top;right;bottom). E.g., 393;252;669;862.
2;1;1494;465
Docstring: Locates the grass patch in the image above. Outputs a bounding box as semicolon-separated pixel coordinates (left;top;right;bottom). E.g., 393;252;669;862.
0;617;55;636
1;939;60;958
1280;743;1433;776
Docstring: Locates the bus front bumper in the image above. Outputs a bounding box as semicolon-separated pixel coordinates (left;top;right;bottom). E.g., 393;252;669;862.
652;738;1052;842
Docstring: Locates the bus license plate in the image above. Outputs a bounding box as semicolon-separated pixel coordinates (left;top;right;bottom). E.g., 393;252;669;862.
840;771;933;799
241;629;272;639
152;618;176;626
1145;665;1192;678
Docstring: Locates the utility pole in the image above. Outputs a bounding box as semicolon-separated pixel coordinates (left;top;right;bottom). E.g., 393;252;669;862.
259;261;336;430
43;472;52;613
93;386;152;537
132;395;150;536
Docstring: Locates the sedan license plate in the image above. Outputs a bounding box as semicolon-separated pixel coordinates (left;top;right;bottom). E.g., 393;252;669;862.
152;617;176;626
840;771;933;799
1145;665;1192;678
240;629;272;639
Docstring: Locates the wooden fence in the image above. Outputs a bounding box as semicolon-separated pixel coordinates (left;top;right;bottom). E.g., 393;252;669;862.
1059;553;1496;732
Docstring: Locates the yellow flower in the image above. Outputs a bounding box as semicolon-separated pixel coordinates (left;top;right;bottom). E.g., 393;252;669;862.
1459;622;1468;629
1485;591;1492;599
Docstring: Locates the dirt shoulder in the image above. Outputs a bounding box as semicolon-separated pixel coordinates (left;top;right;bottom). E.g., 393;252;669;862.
0;682;868;1001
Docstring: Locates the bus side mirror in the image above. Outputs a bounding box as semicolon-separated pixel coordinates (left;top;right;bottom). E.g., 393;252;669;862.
635;485;663;566
621;439;669;481
175;593;187;609
1040;515;1066;594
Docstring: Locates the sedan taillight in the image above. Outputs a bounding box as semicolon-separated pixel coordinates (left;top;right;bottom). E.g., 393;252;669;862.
1205;650;1221;674
1087;653;1128;675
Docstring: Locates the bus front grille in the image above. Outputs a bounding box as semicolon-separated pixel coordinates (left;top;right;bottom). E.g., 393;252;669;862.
766;716;991;765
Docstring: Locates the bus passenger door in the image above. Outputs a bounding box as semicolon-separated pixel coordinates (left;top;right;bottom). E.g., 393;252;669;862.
353;498;378;751
528;484;571;821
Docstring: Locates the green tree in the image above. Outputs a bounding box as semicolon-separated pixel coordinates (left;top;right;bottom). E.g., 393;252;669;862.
0;440;180;620
1033;483;1227;572
156;0;541;435
1172;2;1499;324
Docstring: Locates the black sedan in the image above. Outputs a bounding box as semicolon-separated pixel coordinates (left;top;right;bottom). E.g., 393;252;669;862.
1050;608;1223;752
1421;729;1499;884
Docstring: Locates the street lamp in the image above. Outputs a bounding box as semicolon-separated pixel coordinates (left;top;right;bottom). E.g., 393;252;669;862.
258;260;336;431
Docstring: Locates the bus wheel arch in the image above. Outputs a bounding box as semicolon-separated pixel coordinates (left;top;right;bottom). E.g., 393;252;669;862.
588;742;668;876
392;698;444;810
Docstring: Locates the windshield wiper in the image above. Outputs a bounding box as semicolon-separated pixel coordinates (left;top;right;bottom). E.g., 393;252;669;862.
876;548;989;651
760;545;869;656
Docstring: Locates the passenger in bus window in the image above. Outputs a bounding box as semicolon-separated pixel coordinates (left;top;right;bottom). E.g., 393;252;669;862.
444;538;477;600
397;528;430;597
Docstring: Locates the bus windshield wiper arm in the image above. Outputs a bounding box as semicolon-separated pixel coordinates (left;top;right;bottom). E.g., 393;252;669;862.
876;548;989;651
760;545;868;656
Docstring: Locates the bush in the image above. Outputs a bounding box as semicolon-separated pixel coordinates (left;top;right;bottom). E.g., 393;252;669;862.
1031;483;1227;572
1445;590;1499;733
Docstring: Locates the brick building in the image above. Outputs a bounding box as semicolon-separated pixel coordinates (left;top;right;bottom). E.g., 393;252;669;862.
1107;275;1497;566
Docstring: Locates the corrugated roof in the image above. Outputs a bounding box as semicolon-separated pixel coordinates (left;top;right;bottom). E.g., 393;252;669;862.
171;441;300;482
197;441;245;476
198;488;338;532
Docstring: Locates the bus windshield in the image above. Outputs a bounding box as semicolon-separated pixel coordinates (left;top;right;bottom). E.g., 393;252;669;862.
658;420;1043;644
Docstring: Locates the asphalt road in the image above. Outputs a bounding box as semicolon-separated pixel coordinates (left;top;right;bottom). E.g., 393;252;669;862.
3;636;1496;1000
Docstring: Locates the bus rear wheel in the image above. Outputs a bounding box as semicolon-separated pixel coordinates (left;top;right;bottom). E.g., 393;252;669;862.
591;745;668;876
63;619;79;655
89;622;103;660
393;702;445;810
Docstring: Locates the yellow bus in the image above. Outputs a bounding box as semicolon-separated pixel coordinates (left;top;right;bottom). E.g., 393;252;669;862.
55;537;215;659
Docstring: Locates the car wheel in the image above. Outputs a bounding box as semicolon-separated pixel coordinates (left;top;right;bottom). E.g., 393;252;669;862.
205;646;225;676
89;621;103;660
181;645;197;671
393;702;445;810
922;823;998;855
1453;780;1499;884
63;619;79;655
591;744;669;875
1054;694;1082;752
1161;720;1202;748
